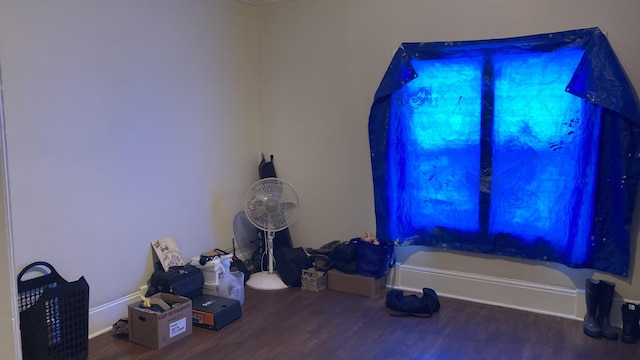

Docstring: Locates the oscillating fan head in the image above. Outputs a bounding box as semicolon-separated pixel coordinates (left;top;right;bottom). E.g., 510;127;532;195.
243;178;299;232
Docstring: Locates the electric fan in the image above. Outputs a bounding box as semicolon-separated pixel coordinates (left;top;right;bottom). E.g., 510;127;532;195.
243;178;300;290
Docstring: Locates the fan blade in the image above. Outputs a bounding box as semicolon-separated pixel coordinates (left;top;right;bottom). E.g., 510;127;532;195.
246;200;267;219
269;215;287;229
249;189;269;202
279;212;295;226
246;197;264;208
260;179;283;198
279;202;298;211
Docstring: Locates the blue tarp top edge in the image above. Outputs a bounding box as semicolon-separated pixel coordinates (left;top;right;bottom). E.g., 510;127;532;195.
372;27;640;125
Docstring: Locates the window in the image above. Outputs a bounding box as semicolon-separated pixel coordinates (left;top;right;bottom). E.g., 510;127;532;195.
369;28;640;276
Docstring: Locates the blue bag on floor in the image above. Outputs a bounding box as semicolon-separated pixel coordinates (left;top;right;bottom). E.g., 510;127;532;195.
386;288;441;317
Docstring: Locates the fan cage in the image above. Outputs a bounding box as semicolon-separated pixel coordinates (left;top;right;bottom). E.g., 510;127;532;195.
244;178;299;232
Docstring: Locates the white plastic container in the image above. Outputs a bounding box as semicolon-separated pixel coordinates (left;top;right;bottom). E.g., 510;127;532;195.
190;257;218;284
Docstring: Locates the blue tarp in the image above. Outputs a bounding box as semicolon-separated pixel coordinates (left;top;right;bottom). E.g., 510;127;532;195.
369;28;640;276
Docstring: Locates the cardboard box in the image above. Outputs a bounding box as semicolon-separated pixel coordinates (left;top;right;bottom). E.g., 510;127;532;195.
203;282;220;296
191;294;242;330
327;269;387;297
301;268;327;292
128;293;192;349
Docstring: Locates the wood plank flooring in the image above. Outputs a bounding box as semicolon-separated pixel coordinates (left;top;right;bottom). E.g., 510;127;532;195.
88;287;640;360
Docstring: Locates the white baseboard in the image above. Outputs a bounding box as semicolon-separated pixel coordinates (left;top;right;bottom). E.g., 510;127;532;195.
88;286;147;339
388;264;631;329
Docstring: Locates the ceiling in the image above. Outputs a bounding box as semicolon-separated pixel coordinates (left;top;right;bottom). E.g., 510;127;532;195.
238;0;290;4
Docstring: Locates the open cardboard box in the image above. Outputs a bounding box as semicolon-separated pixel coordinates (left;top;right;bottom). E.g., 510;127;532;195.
128;293;192;350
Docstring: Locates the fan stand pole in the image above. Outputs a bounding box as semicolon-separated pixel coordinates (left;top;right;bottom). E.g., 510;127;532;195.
246;231;288;290
267;234;275;274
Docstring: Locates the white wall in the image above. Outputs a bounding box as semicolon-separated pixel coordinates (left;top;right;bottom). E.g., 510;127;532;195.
0;76;17;360
0;0;260;344
256;0;640;302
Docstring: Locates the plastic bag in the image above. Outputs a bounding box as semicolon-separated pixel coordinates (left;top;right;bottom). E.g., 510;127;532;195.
218;270;244;304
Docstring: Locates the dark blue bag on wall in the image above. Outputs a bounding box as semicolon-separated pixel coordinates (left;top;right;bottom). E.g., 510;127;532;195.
354;237;395;279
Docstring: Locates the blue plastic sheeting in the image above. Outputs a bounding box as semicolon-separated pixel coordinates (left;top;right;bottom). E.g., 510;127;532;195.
368;28;640;276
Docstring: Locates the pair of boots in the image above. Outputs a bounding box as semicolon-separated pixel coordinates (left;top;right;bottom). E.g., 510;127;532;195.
583;278;617;340
621;302;640;344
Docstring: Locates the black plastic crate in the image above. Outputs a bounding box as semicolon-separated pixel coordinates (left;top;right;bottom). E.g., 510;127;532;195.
17;261;89;360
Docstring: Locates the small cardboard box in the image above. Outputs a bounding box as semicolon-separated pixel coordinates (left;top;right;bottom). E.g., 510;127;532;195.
203;282;220;296
128;293;192;350
328;269;387;297
301;268;327;292
192;294;242;330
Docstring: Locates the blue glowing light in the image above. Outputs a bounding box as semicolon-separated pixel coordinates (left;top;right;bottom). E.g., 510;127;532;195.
390;57;483;236
388;47;597;261
491;48;597;264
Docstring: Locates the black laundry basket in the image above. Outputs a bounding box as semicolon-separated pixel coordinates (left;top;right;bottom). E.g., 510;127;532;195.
17;261;89;360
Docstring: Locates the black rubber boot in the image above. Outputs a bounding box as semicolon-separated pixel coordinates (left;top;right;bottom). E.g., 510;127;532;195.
621;302;640;344
597;280;618;340
583;278;602;338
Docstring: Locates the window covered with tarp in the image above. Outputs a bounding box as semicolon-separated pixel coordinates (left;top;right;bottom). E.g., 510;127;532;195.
368;28;640;276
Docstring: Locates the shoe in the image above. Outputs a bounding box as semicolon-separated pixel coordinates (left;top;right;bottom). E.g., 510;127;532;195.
621;302;640;344
583;278;601;338
597;280;618;340
309;253;331;272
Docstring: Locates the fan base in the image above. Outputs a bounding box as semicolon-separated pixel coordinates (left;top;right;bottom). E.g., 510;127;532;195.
246;271;288;290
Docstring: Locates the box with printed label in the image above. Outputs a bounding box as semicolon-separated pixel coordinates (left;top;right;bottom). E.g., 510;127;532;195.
128;293;192;349
203;282;220;296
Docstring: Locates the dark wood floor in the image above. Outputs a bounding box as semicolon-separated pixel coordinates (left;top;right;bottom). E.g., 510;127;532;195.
88;286;640;360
